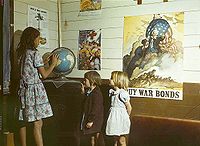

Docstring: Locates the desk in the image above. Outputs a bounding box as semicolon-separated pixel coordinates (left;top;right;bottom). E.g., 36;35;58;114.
43;79;83;146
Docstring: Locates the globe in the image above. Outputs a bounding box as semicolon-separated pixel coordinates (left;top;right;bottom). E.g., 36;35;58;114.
50;47;76;76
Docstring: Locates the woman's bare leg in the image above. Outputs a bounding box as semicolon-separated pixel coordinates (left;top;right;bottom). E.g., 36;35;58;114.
118;135;126;146
19;126;26;146
91;133;104;146
114;136;119;146
91;136;95;146
33;119;43;146
95;133;105;146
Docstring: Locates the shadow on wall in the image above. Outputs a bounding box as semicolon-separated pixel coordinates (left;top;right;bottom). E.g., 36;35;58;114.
8;30;23;132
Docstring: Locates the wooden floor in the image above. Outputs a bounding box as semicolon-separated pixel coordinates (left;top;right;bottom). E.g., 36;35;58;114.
7;116;200;146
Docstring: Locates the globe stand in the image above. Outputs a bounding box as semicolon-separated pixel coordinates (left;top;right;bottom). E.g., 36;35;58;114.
54;74;69;81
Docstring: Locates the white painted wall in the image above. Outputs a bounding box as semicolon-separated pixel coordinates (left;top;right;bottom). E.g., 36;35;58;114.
14;0;200;82
14;0;58;55
60;0;200;83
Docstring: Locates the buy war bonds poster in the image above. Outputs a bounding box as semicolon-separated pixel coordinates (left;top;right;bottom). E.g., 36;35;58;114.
123;12;184;100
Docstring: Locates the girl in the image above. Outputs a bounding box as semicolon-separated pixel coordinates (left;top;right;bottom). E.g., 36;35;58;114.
106;71;132;146
17;27;58;146
81;71;105;146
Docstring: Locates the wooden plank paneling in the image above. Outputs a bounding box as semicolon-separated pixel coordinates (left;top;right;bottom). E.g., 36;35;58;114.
183;71;200;83
102;48;122;59
12;0;200;126
14;1;27;14
61;0;200;22
143;0;163;4
184;35;200;47
62;37;124;50
67;68;116;79
62;27;123;41
131;83;200;119
61;17;124;30
184;23;200;35
184;47;200;71
102;38;123;49
185;11;200;23
61;0;200;82
62;30;78;40
14;0;58;51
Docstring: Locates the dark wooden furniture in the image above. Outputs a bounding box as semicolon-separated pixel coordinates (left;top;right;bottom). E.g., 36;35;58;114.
43;79;83;146
43;79;113;146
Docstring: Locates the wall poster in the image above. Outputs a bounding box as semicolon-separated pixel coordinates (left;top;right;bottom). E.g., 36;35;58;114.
79;0;102;16
78;29;101;70
28;5;49;49
123;12;184;100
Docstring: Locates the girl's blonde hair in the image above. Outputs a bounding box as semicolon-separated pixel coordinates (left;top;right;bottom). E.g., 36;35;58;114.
111;71;129;89
84;71;102;86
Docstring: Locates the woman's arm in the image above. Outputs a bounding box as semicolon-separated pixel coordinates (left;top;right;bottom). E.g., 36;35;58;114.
43;53;52;65
80;83;85;94
125;101;132;116
38;54;58;79
119;90;132;116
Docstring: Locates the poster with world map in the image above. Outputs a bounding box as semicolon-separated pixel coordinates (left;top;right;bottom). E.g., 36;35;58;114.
123;12;184;100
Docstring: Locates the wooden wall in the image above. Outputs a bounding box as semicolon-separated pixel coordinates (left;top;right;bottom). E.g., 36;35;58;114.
60;0;200;120
14;0;58;54
13;0;200;120
14;0;200;82
60;0;200;81
131;82;200;120
99;81;200;120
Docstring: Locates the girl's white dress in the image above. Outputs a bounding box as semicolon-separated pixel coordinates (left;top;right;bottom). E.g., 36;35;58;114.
18;50;53;122
106;88;131;136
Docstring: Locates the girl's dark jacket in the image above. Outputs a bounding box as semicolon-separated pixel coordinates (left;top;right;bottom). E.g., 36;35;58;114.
82;86;104;135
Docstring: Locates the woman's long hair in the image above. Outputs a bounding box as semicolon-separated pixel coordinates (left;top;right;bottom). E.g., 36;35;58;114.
17;27;40;59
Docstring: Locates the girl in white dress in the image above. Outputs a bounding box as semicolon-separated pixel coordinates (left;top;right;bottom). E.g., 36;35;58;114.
106;71;132;146
17;27;58;146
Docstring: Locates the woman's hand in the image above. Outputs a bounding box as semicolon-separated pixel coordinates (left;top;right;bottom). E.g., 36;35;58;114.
38;54;59;79
125;101;132;116
81;83;85;94
86;122;93;129
51;54;59;67
43;53;52;65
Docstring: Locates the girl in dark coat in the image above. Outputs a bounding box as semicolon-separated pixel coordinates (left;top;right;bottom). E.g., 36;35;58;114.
81;71;105;146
